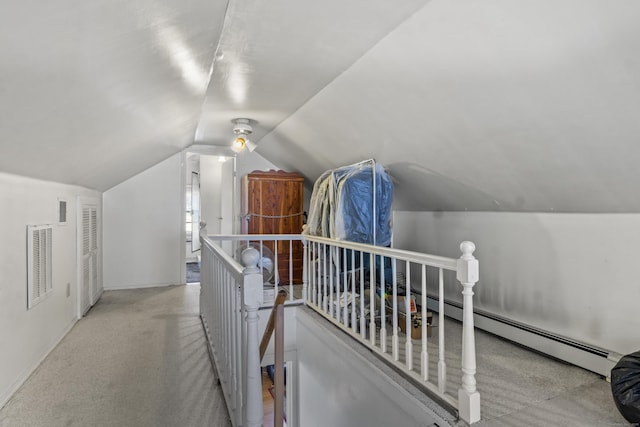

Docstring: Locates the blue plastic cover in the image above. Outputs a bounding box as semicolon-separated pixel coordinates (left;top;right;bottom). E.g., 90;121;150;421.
306;161;393;246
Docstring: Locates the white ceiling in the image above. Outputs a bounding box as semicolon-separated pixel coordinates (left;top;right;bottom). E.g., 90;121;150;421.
194;0;430;146
2;0;640;212
255;0;640;212
0;0;228;190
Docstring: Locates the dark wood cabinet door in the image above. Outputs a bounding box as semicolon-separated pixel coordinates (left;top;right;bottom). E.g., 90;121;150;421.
242;170;304;284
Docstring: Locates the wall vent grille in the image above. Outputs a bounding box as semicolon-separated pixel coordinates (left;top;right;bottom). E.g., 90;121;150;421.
27;225;53;309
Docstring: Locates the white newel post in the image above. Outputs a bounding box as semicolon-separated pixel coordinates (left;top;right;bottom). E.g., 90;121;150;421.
456;241;481;424
242;247;264;427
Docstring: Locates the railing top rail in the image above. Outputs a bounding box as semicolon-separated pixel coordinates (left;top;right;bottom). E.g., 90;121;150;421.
206;232;459;270
207;233;304;241
201;234;243;278
304;234;459;271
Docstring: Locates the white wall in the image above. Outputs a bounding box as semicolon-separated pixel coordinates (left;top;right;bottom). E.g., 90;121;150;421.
236;150;279;180
185;153;200;261
200;155;224;234
393;211;640;356
296;310;446;427
0;172;101;408
234;151;279;233
220;159;234;235
103;154;182;289
235;150;315;218
101;150;292;289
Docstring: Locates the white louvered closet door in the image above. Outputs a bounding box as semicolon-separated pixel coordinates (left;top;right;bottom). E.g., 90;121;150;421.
90;208;98;303
81;205;98;315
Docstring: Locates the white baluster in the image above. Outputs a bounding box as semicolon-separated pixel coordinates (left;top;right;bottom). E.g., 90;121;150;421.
302;240;308;302
392;258;399;361
369;252;376;346
223;271;229;385
235;282;243;424
289;239;293;300
272;239;279;293
456;241;481;424
380;256;387;354
329;247;335;318
239;271;247;427
359;251;366;339
335;248;341;323
310;243;316;305
322;244;328;313
351;250;357;333
405;260;412;370
421;264;429;381
438;268;446;394
317;243;322;308
241;247;264;427
230;274;237;411
343;248;348;328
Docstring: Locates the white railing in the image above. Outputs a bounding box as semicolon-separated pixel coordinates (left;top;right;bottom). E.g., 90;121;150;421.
303;235;481;424
200;230;480;425
200;233;245;427
206;234;307;303
200;232;306;427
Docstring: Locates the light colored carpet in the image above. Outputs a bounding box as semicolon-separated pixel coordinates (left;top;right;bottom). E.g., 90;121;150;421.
0;285;231;427
1;284;631;427
376;316;630;427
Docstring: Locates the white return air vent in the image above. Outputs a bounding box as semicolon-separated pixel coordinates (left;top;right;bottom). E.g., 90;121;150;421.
27;225;53;309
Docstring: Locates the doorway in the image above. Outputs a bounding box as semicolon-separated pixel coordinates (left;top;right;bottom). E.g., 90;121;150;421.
185;152;200;283
183;148;235;284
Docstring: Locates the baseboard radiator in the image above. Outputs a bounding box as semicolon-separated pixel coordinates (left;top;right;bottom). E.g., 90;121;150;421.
426;296;620;379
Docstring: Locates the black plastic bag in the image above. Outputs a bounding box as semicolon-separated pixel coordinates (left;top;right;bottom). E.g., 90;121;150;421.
611;350;640;423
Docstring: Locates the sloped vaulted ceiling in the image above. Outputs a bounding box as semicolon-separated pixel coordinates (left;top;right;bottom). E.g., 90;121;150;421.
0;0;229;191
3;0;640;213
194;0;430;150
253;1;640;213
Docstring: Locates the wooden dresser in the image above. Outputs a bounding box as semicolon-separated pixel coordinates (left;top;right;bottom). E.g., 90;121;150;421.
241;170;304;284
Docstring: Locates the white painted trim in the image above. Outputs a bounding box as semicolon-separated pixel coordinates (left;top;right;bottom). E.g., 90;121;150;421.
77;197;101;318
103;282;179;291
426;297;613;377
0;318;77;410
295;308;456;426
90;205;101;306
93;287;105;305
232;156;238;235
286;360;298;427
187;144;235;157
180;150;187;286
201;316;237;426
76;197;84;319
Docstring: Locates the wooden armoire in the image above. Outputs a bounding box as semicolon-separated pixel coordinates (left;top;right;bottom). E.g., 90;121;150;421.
241;170;304;284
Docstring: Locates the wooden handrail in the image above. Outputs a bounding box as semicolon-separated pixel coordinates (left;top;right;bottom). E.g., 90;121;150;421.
259;289;288;361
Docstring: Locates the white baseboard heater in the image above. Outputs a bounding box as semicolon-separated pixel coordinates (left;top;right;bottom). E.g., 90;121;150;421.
426;296;619;379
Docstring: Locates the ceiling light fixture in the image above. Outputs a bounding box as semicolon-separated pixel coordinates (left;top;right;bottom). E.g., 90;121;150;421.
231;118;256;153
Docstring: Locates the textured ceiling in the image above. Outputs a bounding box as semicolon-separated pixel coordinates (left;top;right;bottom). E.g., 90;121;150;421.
194;0;430;147
254;1;640;212
0;0;228;190
2;0;640;212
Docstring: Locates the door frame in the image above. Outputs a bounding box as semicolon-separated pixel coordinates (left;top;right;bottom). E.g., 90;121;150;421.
76;196;101;319
181;145;236;283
